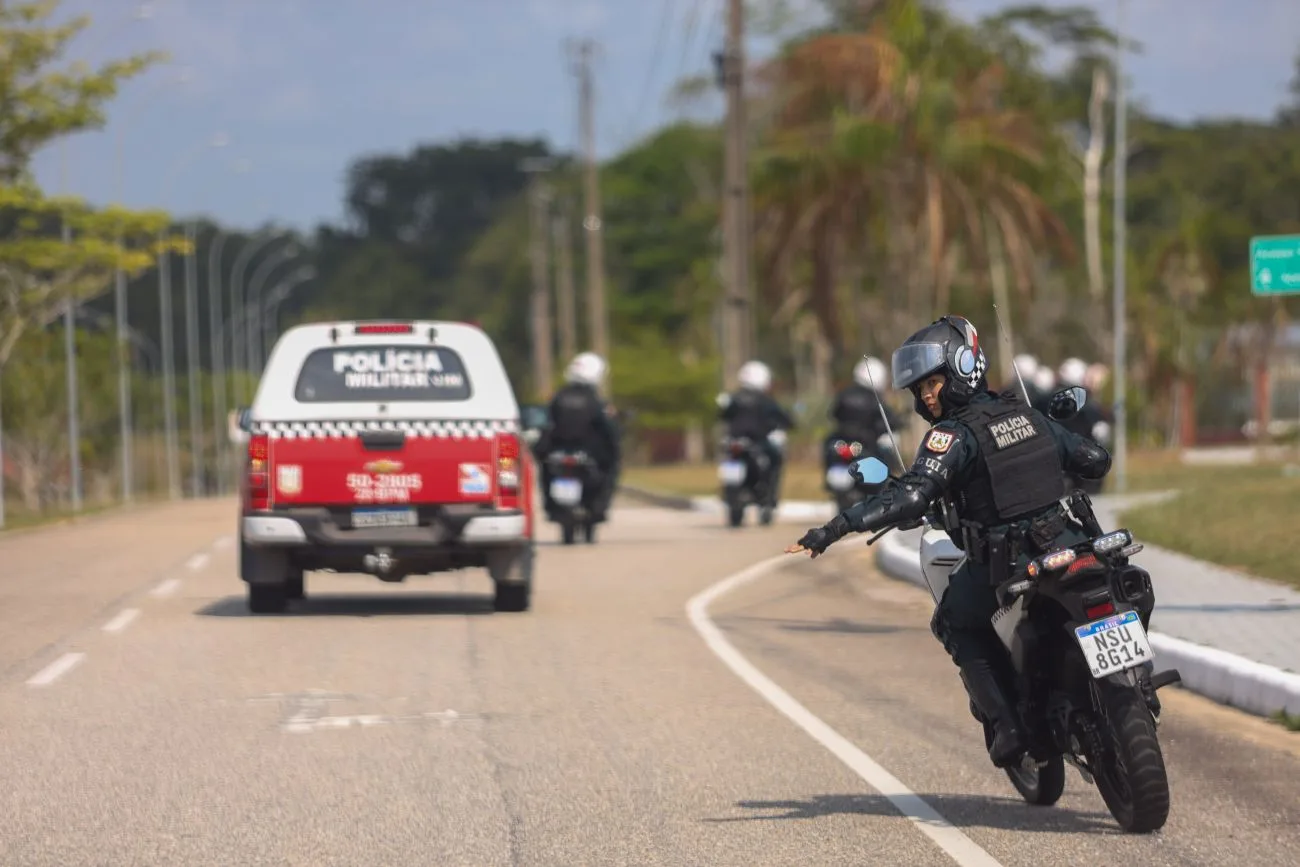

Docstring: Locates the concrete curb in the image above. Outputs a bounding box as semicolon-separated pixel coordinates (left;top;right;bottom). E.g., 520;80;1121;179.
617;485;696;511
874;528;1300;718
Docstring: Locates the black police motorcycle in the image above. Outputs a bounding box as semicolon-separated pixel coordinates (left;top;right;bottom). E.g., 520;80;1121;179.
544;450;603;545
856;386;1181;834
717;435;777;528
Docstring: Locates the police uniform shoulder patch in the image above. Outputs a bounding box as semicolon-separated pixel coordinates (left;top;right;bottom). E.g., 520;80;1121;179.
923;428;956;454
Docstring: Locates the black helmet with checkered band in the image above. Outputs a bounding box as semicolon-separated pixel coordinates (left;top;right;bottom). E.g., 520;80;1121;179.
890;315;988;422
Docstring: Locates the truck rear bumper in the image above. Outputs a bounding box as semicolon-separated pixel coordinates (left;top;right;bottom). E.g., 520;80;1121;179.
241;508;527;548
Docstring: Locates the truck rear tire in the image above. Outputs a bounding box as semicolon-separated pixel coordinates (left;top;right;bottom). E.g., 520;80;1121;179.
489;547;534;613
248;583;288;614
241;541;293;614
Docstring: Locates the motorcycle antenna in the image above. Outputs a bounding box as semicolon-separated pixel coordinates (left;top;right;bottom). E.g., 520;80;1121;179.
991;303;1032;406
862;355;907;471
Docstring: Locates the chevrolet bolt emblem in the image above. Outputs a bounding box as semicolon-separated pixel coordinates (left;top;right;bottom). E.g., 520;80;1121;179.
363;459;403;473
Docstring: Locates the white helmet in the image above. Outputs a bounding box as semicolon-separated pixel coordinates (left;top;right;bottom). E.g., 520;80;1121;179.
853;356;889;389
1032;367;1056;393
1058;357;1088;387
565;351;607;386
1013;354;1039;379
737;360;772;392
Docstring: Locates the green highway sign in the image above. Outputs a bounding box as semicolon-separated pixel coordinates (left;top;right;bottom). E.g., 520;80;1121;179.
1250;235;1300;296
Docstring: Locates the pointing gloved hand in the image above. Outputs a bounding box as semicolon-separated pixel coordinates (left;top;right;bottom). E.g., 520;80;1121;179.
784;522;839;558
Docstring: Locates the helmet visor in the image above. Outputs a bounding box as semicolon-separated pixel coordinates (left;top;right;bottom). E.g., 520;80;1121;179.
891;342;946;390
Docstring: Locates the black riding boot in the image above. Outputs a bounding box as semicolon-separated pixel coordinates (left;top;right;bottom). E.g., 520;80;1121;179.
960;657;1026;768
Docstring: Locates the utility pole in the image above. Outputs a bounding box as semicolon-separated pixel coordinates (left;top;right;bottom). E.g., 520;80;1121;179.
184;222;203;498
552;200;578;363
716;0;752;388
569;38;610;370
1111;0;1129;494
522;157;556;400
62;219;83;512
158;242;181;500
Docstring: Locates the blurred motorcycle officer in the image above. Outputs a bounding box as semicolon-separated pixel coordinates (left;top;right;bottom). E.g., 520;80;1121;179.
537;352;622;522
718;360;796;508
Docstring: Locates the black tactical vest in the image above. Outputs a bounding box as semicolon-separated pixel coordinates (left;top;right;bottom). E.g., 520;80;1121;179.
949;398;1066;527
551;384;601;443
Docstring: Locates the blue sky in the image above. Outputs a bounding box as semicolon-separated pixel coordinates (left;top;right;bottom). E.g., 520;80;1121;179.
29;0;1300;234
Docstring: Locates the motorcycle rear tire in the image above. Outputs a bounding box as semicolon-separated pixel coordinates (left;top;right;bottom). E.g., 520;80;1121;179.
561;522;577;545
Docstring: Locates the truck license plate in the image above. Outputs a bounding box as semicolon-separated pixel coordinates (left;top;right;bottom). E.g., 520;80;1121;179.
351;507;417;529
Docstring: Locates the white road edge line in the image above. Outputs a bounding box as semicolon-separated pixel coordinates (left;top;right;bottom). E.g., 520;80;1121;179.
213;535;233;550
687;555;1005;867
102;608;141;634
150;577;181;598
186;552;211;571
26;652;86;687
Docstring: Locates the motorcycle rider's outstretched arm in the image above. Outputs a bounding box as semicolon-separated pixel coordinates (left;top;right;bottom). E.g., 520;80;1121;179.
1048;419;1111;480
768;398;796;430
790;422;974;555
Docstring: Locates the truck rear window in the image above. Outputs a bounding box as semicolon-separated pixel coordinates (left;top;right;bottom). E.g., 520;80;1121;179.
293;344;473;402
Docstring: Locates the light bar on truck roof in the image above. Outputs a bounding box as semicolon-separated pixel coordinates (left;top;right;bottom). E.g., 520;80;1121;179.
354;322;414;335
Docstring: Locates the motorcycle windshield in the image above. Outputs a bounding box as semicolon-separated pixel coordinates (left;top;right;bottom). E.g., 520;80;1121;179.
891;342;946;390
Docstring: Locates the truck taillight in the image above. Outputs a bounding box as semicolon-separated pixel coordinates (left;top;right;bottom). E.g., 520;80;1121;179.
496;434;520;491
495;433;521;509
245;434;271;510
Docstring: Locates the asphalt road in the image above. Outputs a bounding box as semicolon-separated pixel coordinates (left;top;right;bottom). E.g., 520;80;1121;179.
1;497;1297;866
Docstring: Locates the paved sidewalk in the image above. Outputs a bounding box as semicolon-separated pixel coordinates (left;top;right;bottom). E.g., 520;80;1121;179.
1095;494;1300;675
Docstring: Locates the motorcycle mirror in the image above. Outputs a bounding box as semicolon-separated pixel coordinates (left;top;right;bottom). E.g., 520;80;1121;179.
1047;386;1086;421
850;456;890;485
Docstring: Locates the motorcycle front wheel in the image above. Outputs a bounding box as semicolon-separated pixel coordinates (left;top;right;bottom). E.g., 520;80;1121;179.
1092;684;1171;833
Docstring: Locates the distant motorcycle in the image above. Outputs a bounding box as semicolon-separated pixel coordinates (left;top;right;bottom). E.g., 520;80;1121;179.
822;436;888;512
545;450;602;545
717;431;783;528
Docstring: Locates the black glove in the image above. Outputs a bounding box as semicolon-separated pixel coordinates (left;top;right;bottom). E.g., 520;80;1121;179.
797;526;835;554
796;514;850;554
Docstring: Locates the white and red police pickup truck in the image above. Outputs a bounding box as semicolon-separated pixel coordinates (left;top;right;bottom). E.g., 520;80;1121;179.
237;320;536;614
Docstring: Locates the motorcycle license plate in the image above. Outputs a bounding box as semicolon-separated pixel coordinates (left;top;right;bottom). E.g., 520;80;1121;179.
718;460;746;486
825;465;855;491
550;478;583;506
1073;610;1153;679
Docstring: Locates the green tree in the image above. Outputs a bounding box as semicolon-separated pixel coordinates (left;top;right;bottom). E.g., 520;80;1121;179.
0;0;164;182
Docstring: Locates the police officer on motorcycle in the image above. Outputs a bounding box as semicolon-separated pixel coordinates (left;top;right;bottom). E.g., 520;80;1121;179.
537;352;622;523
718;360;795;509
826;356;903;473
785;315;1112;769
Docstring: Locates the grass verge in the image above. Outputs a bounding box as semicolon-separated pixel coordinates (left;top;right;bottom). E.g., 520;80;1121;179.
1120;466;1300;589
0;496;171;536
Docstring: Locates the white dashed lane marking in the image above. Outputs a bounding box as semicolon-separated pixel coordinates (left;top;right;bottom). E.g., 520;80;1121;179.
26;652;86;687
102;608;141;634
